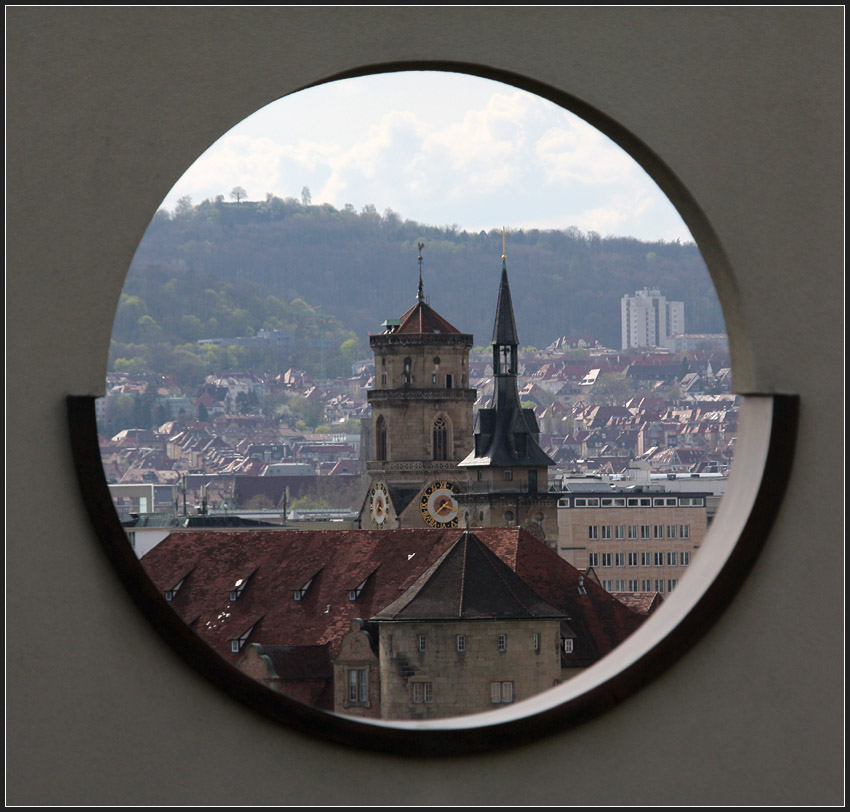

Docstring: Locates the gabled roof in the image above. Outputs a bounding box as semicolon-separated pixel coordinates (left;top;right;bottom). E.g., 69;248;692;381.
372;531;565;622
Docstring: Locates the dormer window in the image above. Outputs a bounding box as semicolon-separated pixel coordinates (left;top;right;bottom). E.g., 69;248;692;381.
294;576;314;601
164;576;186;602
348;575;369;601
229;570;255;602
231;623;256;654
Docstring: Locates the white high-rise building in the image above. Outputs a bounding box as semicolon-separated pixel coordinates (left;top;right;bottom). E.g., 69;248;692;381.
621;287;685;350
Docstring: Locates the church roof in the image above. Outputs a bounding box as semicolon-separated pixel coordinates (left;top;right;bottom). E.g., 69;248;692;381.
492;263;519;346
371;531;566;622
391;300;464;335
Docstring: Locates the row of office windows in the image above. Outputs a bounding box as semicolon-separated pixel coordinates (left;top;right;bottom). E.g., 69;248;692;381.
560;496;705;508
589;524;691;540
602;579;679;593
589;551;692;568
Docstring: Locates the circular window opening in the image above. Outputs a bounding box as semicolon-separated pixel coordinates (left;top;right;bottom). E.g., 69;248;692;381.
88;69;765;750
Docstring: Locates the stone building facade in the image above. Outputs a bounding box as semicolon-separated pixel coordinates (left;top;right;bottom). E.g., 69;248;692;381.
359;259;476;531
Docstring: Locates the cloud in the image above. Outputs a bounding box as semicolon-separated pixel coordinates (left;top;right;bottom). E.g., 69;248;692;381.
160;74;693;242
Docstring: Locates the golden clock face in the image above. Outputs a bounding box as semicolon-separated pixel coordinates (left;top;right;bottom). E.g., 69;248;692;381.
369;482;388;527
420;481;460;528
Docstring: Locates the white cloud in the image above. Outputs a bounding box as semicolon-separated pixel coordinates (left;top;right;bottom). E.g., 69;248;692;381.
160;72;694;243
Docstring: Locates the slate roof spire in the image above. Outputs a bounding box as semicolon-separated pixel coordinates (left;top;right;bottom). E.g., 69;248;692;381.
458;239;555;470
492;229;519;349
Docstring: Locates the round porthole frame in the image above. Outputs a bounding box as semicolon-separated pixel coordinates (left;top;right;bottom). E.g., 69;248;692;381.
68;61;799;757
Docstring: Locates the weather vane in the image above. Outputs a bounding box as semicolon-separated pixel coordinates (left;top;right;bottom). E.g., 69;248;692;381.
417;241;425;303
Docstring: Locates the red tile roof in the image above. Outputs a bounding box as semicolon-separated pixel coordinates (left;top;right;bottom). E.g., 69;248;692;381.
141;527;645;669
394;301;463;335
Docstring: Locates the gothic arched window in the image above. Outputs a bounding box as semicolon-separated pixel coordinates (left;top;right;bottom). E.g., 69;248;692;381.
376;415;387;461
433;416;448;461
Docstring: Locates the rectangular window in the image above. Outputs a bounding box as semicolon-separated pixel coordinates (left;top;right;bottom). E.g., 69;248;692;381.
615;525;625;539
602;580;613;590
615;552;625;567
348;668;368;704
654;525;664;539
641;552;652;566
667;525;677;539
588;552;599;567
563;638;574;653
615;579;626;591
601;525;612;539
641;525;651;539
588;525;599;539
413;682;433;704
667;552;678;566
667;579;678;592
654;552;664;566
628;552;638;567
491;681;515;704
445;374;454;389
681;551;691;566
418;634;426;652
641;579;652;591
498;633;507;652
655;579;666;593
602;553;612;567
680;525;690;539
628;525;638;539
503;470;513;481
628;579;639;591
533;632;540;652
457;634;465;652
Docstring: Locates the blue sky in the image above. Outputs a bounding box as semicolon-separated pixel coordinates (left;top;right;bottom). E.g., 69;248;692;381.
162;71;694;243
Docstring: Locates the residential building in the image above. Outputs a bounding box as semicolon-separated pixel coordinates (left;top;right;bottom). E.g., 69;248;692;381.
621;287;685;350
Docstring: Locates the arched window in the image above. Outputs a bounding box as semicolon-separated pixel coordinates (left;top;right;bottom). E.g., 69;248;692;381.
402;357;412;385
433;416;448;461
375;415;387;461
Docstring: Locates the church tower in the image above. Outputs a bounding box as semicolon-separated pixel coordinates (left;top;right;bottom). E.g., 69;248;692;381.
457;240;559;548
360;245;476;530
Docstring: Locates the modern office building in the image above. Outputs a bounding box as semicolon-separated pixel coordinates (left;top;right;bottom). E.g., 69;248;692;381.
557;486;708;594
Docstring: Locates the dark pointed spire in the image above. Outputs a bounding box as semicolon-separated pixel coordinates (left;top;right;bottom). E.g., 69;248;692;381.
492;229;519;347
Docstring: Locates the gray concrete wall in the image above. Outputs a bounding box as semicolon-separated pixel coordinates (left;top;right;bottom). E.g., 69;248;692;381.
7;8;843;805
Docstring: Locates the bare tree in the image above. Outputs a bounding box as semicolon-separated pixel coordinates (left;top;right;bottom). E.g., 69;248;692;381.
230;185;247;203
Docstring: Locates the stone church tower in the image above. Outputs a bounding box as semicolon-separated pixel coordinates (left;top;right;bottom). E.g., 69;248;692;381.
456;249;559;549
359;246;476;530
